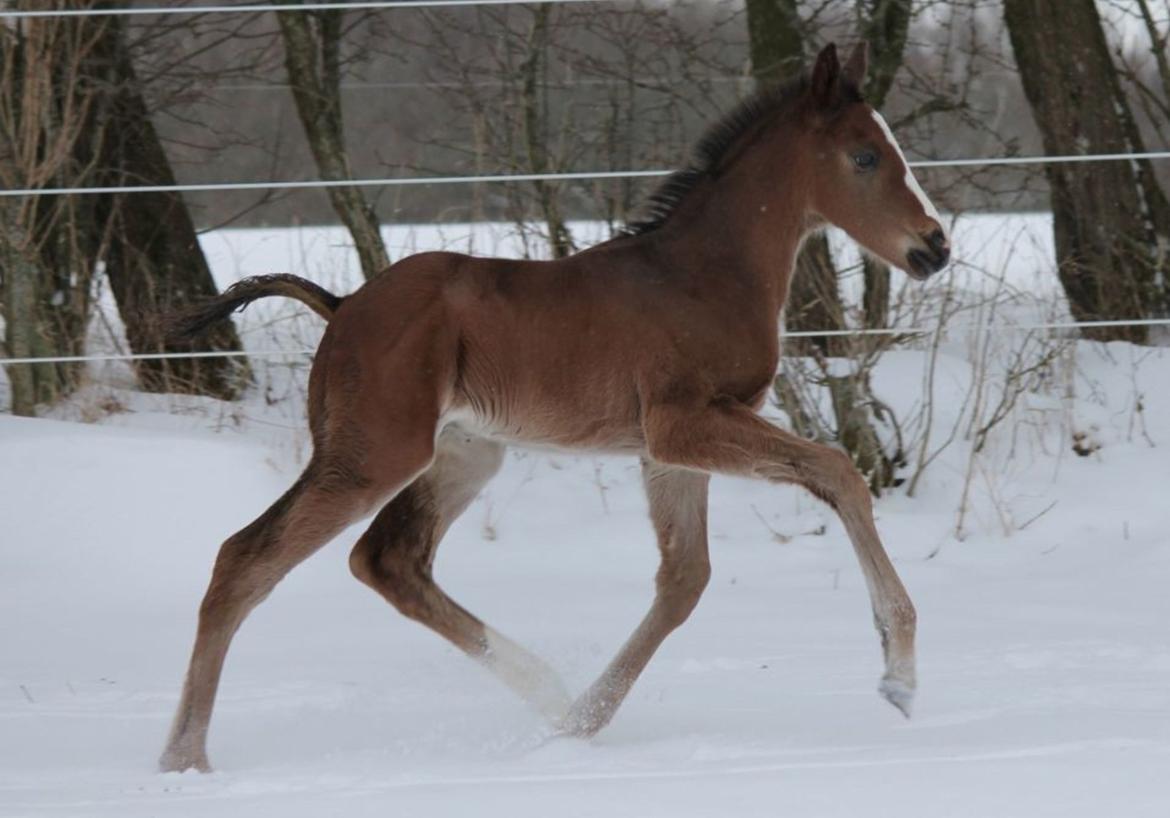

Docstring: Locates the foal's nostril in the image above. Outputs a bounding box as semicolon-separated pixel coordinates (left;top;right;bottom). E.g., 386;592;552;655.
926;228;948;254
908;228;951;278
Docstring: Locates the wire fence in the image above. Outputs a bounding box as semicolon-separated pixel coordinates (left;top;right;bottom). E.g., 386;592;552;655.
2;152;1169;366
5;318;1169;367
0;0;611;20
4;3;1170;373
4;151;1170;199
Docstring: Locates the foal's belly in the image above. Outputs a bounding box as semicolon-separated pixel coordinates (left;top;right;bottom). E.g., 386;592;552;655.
439;404;646;455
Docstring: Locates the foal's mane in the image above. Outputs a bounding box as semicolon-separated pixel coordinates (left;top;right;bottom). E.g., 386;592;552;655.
623;73;859;236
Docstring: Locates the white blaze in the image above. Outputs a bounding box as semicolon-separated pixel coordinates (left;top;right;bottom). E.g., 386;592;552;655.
871;111;943;228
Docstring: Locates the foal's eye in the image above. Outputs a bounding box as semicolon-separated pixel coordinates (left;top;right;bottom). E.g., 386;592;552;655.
852;150;879;172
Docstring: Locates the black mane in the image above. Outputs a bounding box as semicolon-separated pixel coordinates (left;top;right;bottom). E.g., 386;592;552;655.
623;73;857;236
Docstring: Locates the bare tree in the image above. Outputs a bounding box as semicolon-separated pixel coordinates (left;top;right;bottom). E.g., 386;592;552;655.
404;3;585;257
0;8;108;415
90;12;248;399
276;2;390;279
1;3;251;413
394;2;734;257
1105;0;1170;150
519;4;573;258
1004;0;1170;342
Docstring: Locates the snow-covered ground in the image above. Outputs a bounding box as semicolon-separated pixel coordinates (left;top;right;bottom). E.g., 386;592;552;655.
2;218;1168;816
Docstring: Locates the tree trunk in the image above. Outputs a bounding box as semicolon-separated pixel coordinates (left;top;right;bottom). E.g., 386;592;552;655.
745;0;843;355
277;5;391;280
744;0;804;87
1;228;36;415
1;226;90;415
0;8;104;414
89;15;248;399
1004;0;1170;343
786;235;845;352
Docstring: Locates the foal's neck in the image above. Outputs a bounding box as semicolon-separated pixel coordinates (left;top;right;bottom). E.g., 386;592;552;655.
647;144;812;318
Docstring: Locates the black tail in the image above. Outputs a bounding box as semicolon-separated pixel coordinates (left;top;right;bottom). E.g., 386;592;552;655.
166;274;344;341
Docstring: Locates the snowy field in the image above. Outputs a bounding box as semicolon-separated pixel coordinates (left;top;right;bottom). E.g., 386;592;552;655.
2;217;1169;816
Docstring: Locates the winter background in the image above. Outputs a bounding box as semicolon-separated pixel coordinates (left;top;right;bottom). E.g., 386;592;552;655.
1;214;1167;817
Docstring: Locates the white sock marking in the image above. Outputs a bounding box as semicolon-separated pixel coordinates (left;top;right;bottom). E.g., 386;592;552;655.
482;627;572;723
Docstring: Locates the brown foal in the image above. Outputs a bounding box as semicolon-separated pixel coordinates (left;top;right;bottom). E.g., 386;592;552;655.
159;42;950;773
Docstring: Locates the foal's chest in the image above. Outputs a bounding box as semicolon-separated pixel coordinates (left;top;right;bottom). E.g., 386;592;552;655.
696;323;780;410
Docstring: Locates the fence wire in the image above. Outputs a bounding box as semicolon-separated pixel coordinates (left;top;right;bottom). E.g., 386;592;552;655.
3;151;1170;199
5;318;1169;367
4;4;1170;370
0;0;609;20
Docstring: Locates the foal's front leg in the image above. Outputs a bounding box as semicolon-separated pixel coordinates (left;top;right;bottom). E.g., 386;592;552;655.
644;399;917;716
561;462;710;736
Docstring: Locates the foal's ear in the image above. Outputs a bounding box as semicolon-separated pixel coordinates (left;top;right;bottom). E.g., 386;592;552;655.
809;43;841;105
843;42;869;90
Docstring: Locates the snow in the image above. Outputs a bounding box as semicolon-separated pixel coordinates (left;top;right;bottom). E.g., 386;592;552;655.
2;217;1169;816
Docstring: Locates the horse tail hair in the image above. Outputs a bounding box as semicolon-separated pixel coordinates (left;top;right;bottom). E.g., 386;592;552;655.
166;274;344;341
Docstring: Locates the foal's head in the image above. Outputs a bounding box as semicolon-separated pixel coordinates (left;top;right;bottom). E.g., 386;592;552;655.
799;43;950;279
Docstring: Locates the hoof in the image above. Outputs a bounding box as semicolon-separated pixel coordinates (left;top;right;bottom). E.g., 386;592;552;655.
158;748;212;774
878;676;915;718
480;628;572;727
532;686;574;728
556;714;602;739
556;700;609;739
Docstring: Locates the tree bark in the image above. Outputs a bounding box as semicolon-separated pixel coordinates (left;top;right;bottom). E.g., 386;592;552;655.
744;0;805;87
2;221;52;415
89;15;248;399
1;8;104;414
1004;0;1170;342
277;4;390;280
1135;0;1170;117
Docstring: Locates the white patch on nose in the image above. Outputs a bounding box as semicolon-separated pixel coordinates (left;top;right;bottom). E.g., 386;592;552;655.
870;111;943;228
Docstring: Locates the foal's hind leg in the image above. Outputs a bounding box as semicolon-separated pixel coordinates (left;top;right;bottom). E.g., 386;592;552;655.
561;461;711;737
159;455;419;773
349;428;572;723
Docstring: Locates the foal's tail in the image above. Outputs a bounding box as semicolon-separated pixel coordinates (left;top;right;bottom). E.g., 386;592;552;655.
167;274;344;340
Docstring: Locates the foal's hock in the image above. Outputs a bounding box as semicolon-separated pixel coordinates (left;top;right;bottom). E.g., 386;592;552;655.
159;41;951;773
